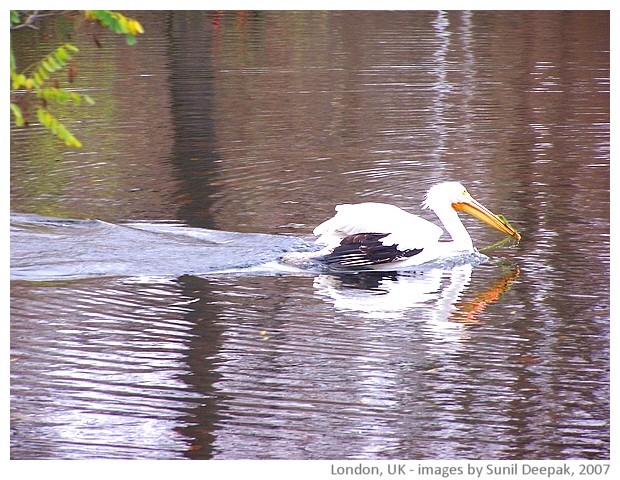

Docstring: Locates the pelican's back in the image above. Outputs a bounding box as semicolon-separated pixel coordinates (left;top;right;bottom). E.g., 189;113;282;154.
313;202;443;251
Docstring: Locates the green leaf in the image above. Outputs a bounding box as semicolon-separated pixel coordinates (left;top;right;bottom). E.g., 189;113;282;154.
37;65;50;81
10;103;24;126
36;108;48;126
55;46;69;62
11;72;28;90
47;55;62;70
33;72;43;88
11;12;140;149
10;11;21;26
35;107;83;147
85;10;143;44
67;136;82;148
42;59;55;73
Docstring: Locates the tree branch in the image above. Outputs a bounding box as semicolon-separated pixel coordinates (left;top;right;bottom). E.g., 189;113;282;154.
11;11;72;31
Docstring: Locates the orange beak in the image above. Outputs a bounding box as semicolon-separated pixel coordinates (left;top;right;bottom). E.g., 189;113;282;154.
453;196;521;242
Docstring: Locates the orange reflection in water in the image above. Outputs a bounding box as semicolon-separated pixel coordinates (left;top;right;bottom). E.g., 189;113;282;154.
450;266;521;325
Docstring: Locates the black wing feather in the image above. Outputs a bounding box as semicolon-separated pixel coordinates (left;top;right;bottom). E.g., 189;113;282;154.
322;233;423;267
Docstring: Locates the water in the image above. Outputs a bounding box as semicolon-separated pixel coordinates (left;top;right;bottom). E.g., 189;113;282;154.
10;11;609;460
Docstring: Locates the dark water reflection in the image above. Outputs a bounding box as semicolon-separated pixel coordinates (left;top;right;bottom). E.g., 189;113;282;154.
10;11;609;459
11;258;607;459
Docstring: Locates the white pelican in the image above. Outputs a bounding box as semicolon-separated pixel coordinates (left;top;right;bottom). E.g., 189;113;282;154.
309;181;521;268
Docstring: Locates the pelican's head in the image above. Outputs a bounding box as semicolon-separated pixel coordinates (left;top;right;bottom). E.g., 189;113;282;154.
423;182;521;241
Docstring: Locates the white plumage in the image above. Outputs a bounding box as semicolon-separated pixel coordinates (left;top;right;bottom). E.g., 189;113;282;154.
314;202;443;252
310;181;521;268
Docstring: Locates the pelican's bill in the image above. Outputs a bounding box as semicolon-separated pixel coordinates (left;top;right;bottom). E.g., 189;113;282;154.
453;199;521;241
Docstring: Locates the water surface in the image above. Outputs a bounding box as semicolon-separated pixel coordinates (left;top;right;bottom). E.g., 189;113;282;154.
10;10;609;460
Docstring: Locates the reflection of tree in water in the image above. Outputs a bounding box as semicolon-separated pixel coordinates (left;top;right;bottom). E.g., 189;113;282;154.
175;274;228;459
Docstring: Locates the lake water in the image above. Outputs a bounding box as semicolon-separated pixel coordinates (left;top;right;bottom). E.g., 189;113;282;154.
10;11;609;460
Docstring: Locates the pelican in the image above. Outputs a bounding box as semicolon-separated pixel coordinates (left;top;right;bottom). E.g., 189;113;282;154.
309;181;521;268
